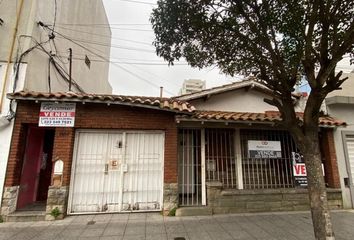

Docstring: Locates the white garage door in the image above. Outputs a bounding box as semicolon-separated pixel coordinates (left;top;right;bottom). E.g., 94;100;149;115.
68;131;164;214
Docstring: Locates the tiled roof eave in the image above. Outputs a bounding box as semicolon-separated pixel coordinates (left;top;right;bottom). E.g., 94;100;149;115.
177;116;345;128
176;111;346;127
8;92;195;114
176;116;278;125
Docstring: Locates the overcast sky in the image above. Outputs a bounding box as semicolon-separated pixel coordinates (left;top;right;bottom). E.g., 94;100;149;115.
102;0;353;97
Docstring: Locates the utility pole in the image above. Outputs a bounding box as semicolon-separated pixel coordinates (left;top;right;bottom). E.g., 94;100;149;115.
68;48;72;92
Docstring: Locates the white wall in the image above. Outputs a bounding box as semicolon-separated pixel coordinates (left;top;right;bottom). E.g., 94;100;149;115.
0;63;26;208
0;0;112;94
327;103;354;208
327;73;354;98
188;89;278;113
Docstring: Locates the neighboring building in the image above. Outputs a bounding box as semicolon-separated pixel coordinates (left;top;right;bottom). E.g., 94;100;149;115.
0;78;345;221
325;72;354;208
1;92;194;221
179;79;206;95
0;0;112;208
174;78;343;214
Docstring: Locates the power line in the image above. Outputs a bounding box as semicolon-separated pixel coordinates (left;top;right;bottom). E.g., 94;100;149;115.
55;25;153;46
41;24;176;95
56;52;187;63
63;56;188;65
113;63;175;96
118;0;157;6
109;27;152;32
55;35;156;53
52;0;57;32
54;23;151;26
56;24;153;31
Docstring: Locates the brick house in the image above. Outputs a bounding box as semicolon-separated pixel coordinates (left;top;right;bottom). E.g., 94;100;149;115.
1;92;194;221
174;79;344;215
0;79;346;221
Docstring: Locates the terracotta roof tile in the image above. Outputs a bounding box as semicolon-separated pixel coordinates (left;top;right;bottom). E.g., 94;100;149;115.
8;91;195;113
182;110;346;127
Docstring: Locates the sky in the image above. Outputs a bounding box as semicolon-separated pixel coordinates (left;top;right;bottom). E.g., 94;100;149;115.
102;0;353;97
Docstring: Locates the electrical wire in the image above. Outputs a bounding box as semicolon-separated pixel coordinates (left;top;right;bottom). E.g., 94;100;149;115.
41;24;178;95
115;63;175;96
50;56;84;92
55;51;185;63
55;35;155;53
60;56;188;65
12;36;51;92
118;0;157;6
54;25;153;46
15;34;84;93
52;0;57;33
53;23;151;26
56;24;153;31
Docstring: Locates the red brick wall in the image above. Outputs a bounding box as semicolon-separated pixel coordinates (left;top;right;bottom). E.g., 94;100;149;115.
5;103;37;186
5;101;178;187
320;129;341;188
52;128;75;186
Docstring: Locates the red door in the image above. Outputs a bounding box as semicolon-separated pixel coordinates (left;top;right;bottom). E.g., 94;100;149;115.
17;127;45;209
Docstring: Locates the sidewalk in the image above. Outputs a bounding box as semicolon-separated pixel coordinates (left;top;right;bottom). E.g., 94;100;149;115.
1;210;353;240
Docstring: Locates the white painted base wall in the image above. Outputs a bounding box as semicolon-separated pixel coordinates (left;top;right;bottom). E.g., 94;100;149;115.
0;63;26;208
0;119;15;208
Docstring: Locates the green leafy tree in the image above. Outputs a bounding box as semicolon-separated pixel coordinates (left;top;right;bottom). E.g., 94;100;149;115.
151;1;354;239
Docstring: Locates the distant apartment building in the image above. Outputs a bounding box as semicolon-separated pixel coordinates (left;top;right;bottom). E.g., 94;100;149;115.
179;79;206;95
0;0;112;208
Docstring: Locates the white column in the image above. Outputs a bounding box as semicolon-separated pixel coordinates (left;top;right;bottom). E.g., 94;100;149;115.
201;128;206;205
235;129;243;189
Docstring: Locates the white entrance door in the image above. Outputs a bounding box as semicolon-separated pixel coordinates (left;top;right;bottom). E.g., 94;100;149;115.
68;131;164;214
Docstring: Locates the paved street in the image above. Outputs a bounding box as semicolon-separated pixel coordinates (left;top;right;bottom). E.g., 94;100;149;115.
1;210;354;240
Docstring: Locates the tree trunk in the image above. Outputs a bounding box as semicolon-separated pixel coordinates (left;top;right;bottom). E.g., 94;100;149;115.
301;130;335;240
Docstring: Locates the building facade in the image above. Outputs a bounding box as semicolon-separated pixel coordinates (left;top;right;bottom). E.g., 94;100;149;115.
0;0;112;208
1;92;193;220
326;72;354;208
0;79;345;221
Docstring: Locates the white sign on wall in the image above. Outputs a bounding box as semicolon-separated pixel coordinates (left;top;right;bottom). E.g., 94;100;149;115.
39;102;76;127
248;140;282;158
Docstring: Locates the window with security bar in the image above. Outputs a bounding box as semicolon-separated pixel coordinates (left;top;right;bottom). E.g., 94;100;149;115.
205;129;237;189
240;129;297;189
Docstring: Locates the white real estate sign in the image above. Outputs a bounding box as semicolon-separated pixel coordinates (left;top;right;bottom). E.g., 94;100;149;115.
39;102;76;127
248;140;282;158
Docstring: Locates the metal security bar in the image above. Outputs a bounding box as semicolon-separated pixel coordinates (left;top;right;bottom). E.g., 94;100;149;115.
240;129;297;189
205;129;237;189
178;129;202;206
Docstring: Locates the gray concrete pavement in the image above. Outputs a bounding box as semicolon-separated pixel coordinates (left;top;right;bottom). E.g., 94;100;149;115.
1;210;354;240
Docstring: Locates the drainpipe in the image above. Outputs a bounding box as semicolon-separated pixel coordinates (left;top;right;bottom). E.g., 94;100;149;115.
0;0;24;113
